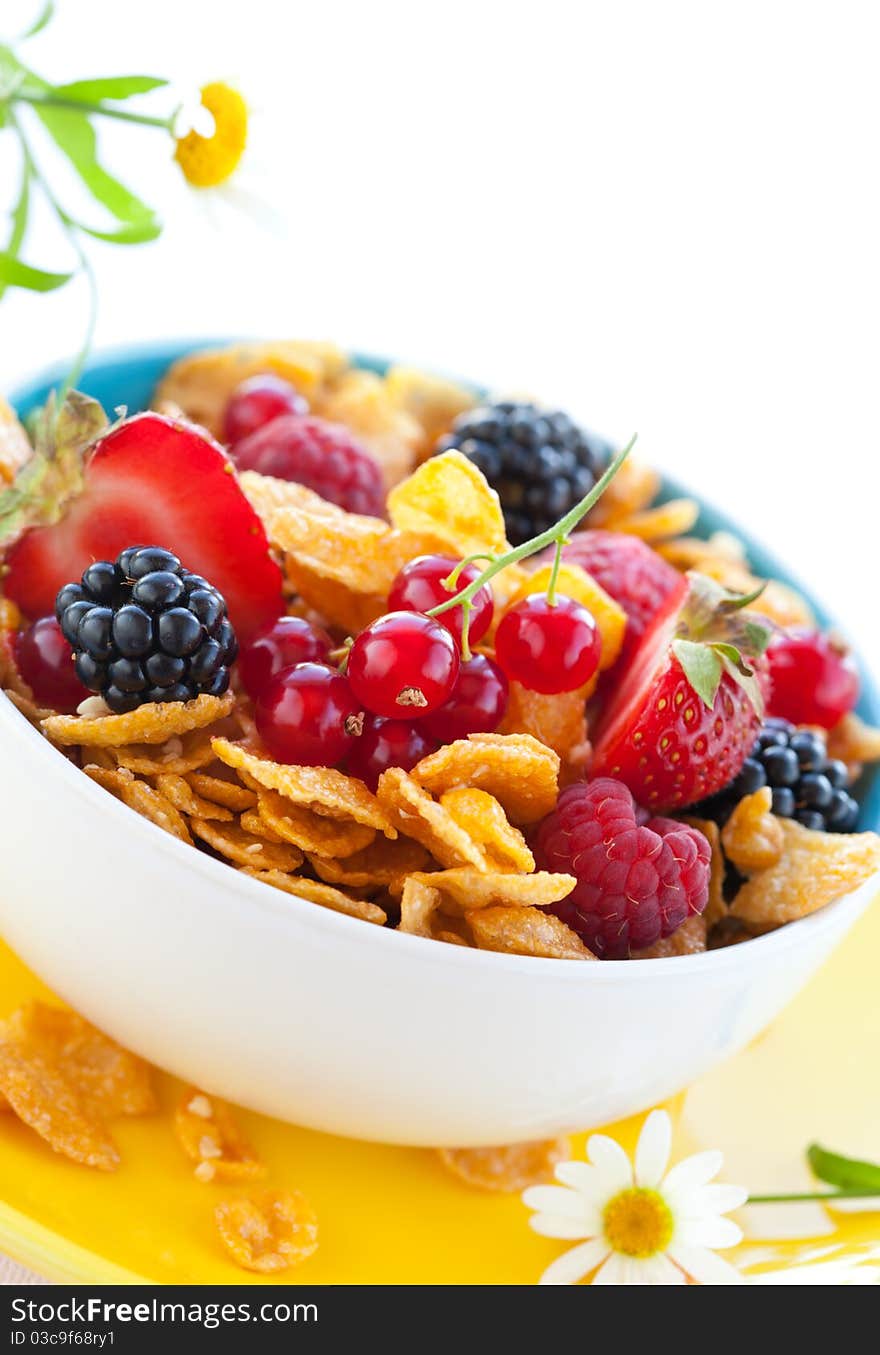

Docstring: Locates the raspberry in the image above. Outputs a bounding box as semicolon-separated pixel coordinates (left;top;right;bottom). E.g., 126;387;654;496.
231;414;386;516
557;530;680;667
534;778;712;958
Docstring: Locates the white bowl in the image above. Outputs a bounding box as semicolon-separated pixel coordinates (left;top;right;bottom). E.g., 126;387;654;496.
0;692;875;1146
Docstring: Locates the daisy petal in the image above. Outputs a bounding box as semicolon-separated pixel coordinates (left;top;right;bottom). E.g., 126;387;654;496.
677;1215;744;1249
592;1252;627;1285
538;1238;610;1286
668;1242;745;1285
661;1149;724;1198
529;1212;596;1240
635;1253;688;1285
678;1183;749;1217
554;1159;616;1201
522;1184;590;1218
586;1133;634;1192
635;1110;672;1188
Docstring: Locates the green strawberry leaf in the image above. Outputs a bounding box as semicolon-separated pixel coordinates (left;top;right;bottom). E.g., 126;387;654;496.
717;651;766;718
672;638;722;708
0;390;107;548
808;1144;880;1192
712;641;754;677
0;251;72;292
34;105;158;226
743;617;774;657
54;75;168;102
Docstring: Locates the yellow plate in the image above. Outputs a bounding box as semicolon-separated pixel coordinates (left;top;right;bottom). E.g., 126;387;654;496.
2;902;879;1285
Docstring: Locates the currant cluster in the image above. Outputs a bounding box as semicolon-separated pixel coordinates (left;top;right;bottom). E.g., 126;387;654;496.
240;552;605;775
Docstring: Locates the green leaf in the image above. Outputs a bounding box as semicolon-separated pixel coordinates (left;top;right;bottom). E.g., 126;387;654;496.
712;641;754;677
0;251;72;292
0;44;47;97
20;1;55;39
0;159;31;302
808;1144;880;1192
0;390;107;548
34;105;158;226
53;75;168;102
73;217;162;245
672;638;722;708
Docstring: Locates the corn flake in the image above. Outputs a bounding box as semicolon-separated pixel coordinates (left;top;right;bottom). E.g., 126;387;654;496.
467;905;593;959
412;733;560;825
730;820;880;928
499;680;591;780
241;869;387;925
256;788;376;858
409;867;576;914
603;497;700;542
155;773;234;822
438;1137;571;1192
377;768;490;869
309;835;431;891
175;1087;266;1182
113;728;220;775
43;692;234;748
440;788;534;873
399;878;443;937
387;449;509;557
383;364;476;457
85;766;194;844
315;367;423;488
190;818;303;872
212;739;395;835
632;913;708;958
186;772;257;812
587;458;660;527
826;712;880;771
215;1189;318;1273
721;787;785;874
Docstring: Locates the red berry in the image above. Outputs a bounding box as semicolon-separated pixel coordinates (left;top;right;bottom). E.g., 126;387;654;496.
388;555;494;648
239;615;332;698
223;374;308;447
346;715;436;790
554;530;680;668
231;414;386;516
494;593;601;694
423;655;508;742
14;616;89;713
254;662;363;766
766;629;859;730
535;778;711;958
347;611;459;718
591;576;768;810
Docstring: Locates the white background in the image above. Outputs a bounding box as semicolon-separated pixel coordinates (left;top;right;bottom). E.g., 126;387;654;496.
1;0;877;667
0;0;878;1286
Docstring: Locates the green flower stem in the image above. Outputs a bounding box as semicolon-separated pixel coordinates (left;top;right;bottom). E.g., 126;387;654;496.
11;90;175;131
427;434;637;621
747;1189;880;1204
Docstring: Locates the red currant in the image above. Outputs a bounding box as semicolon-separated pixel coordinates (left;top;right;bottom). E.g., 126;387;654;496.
223;374;307;447
767;629;860;730
239;615;332;698
388;555;494;648
254;662;363;766
14;616;90;712
347;611;460;718
423;655;508;742
494;593;602;694
346;715;436;790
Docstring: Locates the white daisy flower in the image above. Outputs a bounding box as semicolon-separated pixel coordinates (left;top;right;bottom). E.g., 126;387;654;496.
522;1109;748;1285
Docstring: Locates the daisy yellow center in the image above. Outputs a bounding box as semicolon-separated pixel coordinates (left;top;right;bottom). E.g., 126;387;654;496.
174;82;247;188
602;1187;674;1259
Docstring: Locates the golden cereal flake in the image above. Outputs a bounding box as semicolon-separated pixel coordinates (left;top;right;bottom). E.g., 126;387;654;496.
215;1189;318;1274
438;1138;571;1193
730;821;880;928
467;906;594;959
411;733;560;825
721;787;785;874
43;692;234;747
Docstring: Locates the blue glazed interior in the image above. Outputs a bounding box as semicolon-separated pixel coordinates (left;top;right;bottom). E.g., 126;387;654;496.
9;337;880;831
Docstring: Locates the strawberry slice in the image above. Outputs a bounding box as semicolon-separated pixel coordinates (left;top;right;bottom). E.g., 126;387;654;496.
1;404;284;643
591;573;773;810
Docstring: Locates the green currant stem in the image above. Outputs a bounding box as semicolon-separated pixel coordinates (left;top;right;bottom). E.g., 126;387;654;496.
459;600;473;662
747;1188;880;1204
12;91;176;131
545;537;566;607
440;552;498;592
427;434;637;621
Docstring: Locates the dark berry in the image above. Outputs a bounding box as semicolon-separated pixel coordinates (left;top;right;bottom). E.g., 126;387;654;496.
54;546;237;712
771;786;796;818
437;401;607;546
762;745;799;787
796;809;826;831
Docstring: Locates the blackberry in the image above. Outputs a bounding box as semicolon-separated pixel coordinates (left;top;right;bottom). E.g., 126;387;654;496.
435;401;608;546
693;717;859;833
55;546;237;714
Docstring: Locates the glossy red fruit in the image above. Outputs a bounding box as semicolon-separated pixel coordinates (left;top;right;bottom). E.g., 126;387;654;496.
423;654;508;742
254;662;363;766
223;374;308;447
591;576;768;811
3;413;284;643
766;629;860;730
347;611;459;718
14;616;89;713
232;414;386;516
494;593;602;694
346;715;436;790
239;615;332;699
387;555;494;648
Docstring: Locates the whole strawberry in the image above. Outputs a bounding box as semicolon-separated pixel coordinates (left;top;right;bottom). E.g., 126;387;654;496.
555;529;681;667
535;778;712;958
591;573;773;811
